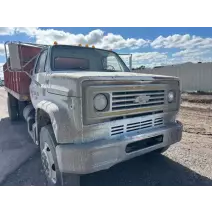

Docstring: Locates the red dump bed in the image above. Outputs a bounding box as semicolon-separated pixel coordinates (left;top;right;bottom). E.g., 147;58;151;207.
3;44;42;101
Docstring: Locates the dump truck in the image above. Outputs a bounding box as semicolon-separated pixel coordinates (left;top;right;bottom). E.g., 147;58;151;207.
3;41;183;185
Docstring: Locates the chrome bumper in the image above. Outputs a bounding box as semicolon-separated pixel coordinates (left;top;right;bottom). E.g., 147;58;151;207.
56;121;183;174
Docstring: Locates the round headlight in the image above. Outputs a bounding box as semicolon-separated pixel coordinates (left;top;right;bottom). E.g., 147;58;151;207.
94;94;108;111
168;91;175;103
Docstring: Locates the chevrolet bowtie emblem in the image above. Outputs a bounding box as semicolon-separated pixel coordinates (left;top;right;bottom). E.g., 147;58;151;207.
134;95;150;104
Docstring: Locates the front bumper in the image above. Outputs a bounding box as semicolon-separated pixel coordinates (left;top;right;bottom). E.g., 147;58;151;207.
56;121;183;174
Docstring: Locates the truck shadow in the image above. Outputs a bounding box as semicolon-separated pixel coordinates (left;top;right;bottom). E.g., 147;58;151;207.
0;117;32;150
81;153;212;186
0;117;38;184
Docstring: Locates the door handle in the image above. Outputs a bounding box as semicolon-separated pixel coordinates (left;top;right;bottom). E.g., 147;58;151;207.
46;79;49;84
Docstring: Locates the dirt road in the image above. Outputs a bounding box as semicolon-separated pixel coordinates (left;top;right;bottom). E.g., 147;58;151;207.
1;87;212;186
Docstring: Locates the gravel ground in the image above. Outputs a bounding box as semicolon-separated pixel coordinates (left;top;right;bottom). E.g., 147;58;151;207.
0;88;37;184
181;93;212;104
1;89;212;186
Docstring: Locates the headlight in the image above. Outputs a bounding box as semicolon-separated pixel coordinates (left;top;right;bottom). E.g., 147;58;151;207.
93;94;108;111
168;91;175;103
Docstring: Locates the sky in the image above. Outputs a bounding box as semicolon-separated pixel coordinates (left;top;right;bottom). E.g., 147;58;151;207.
1;27;212;78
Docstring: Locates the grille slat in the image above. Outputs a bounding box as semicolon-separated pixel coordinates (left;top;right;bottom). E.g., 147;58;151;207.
112;90;165;111
111;117;164;136
112;100;164;108
112;93;164;98
112;90;164;95
111;125;124;135
112;102;164;111
155;123;163;126
127;124;152;130
111;128;124;133
127;120;152;126
112;97;164;102
155;121;163;124
111;125;124;129
127;124;152;131
111;132;124;136
154;120;163;123
127;121;152;128
154;118;164;127
127;125;153;132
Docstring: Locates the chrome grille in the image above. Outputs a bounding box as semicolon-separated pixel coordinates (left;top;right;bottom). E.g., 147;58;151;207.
111;117;164;136
112;90;165;111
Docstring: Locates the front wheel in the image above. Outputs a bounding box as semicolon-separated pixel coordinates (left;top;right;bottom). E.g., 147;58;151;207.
39;125;80;186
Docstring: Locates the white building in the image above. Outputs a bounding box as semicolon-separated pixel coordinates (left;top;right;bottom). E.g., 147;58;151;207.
134;62;212;92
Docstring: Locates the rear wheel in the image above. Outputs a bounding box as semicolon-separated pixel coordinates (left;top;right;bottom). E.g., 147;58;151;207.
7;93;18;121
40;125;80;186
18;101;27;120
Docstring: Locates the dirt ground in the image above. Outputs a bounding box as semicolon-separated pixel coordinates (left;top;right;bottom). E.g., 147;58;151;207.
1;88;212;186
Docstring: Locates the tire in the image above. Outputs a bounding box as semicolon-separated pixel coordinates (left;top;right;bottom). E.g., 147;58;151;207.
7;93;18;121
18;101;27;120
39;125;80;186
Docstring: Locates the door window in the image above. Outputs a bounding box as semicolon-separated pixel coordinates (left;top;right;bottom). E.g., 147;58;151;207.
35;51;47;74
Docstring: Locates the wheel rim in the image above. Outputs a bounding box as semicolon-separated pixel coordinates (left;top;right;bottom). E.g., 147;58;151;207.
41;142;57;184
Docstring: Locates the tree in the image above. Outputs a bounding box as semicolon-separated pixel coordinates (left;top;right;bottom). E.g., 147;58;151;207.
139;65;145;69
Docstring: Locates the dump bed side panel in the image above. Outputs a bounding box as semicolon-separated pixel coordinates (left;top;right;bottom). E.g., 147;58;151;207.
3;44;42;101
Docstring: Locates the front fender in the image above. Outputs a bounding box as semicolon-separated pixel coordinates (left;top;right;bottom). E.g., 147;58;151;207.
36;100;83;144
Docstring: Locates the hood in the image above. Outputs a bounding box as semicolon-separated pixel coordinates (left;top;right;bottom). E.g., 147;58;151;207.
50;71;178;81
48;71;179;97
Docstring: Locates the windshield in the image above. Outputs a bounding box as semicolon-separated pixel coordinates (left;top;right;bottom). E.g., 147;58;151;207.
51;45;130;72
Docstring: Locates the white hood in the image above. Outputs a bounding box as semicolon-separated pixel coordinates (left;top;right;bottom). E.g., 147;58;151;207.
50;71;178;81
48;71;179;97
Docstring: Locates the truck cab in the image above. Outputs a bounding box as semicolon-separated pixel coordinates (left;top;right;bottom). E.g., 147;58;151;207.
3;42;183;185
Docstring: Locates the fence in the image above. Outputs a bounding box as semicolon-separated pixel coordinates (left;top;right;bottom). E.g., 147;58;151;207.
134;62;212;92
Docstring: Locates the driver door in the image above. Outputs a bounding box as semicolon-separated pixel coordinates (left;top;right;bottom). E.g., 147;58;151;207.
30;50;48;106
